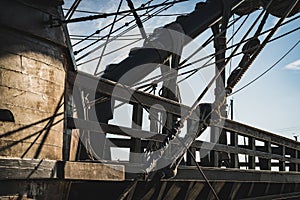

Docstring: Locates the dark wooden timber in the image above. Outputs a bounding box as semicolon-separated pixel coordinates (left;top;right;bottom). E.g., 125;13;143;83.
0;158;124;181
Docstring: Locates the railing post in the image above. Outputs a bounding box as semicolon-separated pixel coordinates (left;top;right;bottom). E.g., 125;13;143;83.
279;146;286;171
130;104;143;163
259;141;271;170
248;137;255;169
230;130;239;168
289;148;298;172
186;119;196;166
298;150;300;172
210;126;220;167
295;150;299;172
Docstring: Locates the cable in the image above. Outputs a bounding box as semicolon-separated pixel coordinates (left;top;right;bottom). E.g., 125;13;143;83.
62;0;189;24
226;0;300;95
179;15;243;67
126;0;147;39
71;0;154;47
230;38;300;96
74;0;175;60
63;8;188;16
70;37;141;41
229;14;236;74
122;15;249;88
86;22;300;109
77;38;143;67
134;16;300;89
93;0;123;75
70;33;143;38
65;0;82;20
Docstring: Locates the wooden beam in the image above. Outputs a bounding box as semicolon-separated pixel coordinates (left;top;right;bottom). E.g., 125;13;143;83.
230;131;239;168
191;141;300;164
248;137;255;169
0;157;57;180
259;141;271;170
185;182;204;200
157;181;168;200
0;158;124;181
222;120;300;150
229;183;242;200
163;182;182;200
59;161;124;181
184;182;194;200
207;182;225;200
67;71;198;120
67;117;166;142
241;192;300;200
130;104;143;163
172;166;300;183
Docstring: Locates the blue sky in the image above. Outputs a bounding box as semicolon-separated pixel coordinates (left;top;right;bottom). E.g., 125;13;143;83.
64;0;300;140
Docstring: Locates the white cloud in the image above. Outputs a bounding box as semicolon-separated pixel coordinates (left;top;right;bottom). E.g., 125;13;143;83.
285;59;300;70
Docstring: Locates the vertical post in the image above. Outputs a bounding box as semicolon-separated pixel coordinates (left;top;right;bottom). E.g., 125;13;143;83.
230;99;234;120
279;146;286;171
230;131;239;168
289;148;298;172
298;150;300;172
186;119;196;166
63;81;74;161
248;137;255;169
210;126;221;167
259;141;271;170
130;104;143;163
229;99;238;168
295;150;299;172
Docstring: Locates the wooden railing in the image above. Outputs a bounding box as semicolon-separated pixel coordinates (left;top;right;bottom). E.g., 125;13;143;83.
67;71;300;172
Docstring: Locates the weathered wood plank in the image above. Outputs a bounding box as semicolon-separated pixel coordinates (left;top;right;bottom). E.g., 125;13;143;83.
67;71;197;120
130;104;143;163
59;161;124;181
185;182;204;200
0;158;124;181
163;182;182;200
67;117;166;142
240;192;300;200
222;120;300;150
157;181;167;200
191;141;300;164
172;166;300;183
0;158;57;179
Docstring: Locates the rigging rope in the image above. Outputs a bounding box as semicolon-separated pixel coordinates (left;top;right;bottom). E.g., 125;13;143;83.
84;20;300;111
230;38;300;96
71;0;154;47
65;0;82;20
226;0;300;95
93;0;123;75
132;15;300;89
74;0;177;60
62;0;188;24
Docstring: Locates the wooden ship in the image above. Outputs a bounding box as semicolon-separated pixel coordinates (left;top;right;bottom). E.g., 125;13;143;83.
0;0;300;199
